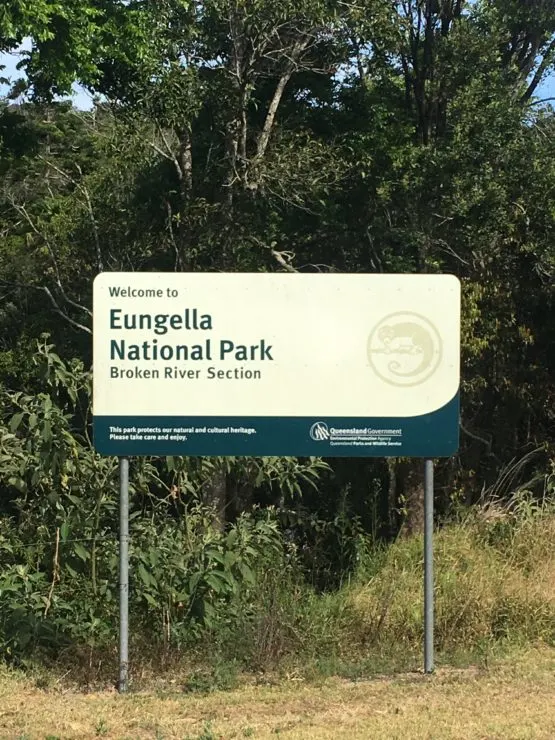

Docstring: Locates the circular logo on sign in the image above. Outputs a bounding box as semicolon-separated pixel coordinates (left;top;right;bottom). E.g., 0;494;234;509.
309;422;330;441
367;312;442;387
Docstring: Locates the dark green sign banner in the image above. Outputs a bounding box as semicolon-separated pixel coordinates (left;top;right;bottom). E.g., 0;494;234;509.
93;394;459;457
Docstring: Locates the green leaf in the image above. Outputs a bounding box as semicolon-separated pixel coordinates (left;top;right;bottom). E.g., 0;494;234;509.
74;542;89;562
65;564;79;578
138;562;155;588
9;413;24;433
7;477;26;493
205;572;224;594
41;420;52;444
189;572;202;592
238;562;255;586
143;592;158;607
60;521;70;541
223;550;237;569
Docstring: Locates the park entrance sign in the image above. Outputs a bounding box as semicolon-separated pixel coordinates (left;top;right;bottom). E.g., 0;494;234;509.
93;272;460;457
93;271;460;689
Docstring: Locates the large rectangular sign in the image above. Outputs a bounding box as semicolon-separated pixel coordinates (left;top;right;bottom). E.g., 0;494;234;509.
93;273;460;457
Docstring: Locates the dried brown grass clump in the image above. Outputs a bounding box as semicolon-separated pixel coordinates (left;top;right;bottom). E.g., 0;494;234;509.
342;509;555;653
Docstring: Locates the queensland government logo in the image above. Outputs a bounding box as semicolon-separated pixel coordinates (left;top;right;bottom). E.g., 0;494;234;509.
367;312;442;387
308;421;403;448
309;422;330;441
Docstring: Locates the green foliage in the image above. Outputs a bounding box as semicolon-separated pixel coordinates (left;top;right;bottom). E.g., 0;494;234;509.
0;1;104;97
182;659;239;694
0;342;329;667
1;350;554;675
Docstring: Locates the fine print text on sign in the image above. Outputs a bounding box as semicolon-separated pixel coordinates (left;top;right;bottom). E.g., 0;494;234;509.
93;273;460;457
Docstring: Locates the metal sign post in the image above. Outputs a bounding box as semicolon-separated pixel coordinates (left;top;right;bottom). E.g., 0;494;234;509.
424;458;434;673
118;457;129;693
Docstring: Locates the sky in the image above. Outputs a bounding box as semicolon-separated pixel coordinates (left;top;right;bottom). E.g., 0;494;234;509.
0;43;97;109
534;70;555;103
1;43;554;111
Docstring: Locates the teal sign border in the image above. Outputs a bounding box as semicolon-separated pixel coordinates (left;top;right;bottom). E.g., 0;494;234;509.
93;393;459;457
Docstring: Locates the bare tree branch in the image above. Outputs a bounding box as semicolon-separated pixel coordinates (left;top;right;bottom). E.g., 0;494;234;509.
177;127;193;195
250;34;311;185
9;200;92;320
271;249;298;272
248;236;298;272
75;164;103;272
0;279;92;334
256;70;294;162
527;96;555;107
522;38;555;102
37;156;104;273
460;416;492;451
165;199;183;271
150;124;189;187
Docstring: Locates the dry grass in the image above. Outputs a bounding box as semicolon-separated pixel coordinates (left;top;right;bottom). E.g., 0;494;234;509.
1;646;554;739
343;513;555;652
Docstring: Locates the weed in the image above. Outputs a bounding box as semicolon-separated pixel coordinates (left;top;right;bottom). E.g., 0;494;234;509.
182;658;239;694
95;718;108;736
184;722;217;740
340;508;555;660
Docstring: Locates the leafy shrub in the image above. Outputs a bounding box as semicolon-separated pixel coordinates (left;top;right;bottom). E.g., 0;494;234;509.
0;341;327;670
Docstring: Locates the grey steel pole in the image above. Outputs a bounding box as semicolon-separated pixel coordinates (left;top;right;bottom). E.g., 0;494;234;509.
119;457;129;693
424;458;434;674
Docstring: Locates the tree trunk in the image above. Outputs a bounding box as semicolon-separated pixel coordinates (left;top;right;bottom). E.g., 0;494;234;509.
203;469;227;532
386;458;399;537
397;459;425;536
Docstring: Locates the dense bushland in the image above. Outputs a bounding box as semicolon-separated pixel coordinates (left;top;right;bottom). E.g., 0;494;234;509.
0;347;553;684
1;1;554;532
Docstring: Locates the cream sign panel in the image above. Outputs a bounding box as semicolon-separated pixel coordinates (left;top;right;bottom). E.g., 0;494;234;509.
93;273;460;457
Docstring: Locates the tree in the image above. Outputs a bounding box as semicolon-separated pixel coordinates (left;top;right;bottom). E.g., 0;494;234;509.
1;0;554;537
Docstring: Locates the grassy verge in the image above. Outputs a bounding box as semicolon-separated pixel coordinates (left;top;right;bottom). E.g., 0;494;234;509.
219;503;555;681
1;645;554;739
339;504;555;658
3;503;554;688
